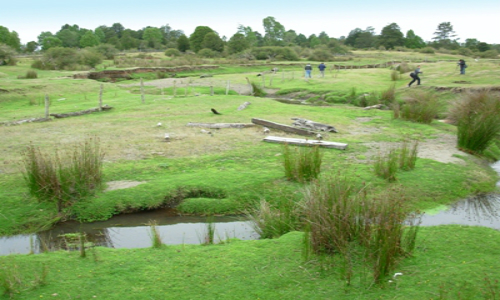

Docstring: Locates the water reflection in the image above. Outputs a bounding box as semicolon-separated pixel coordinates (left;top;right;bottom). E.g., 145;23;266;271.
0;210;258;256
420;194;500;229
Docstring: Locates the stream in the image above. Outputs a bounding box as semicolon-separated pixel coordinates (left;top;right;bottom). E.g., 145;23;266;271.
2;161;500;256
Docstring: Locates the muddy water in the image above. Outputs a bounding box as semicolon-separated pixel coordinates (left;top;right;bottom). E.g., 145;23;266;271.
0;209;258;255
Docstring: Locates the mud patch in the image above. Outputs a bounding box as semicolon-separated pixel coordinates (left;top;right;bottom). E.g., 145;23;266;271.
105;180;146;191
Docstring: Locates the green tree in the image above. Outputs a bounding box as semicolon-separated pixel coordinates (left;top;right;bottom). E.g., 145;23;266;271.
78;48;104;68
227;33;250;54
262;16;285;46
142;27;164;49
94;27;106;43
295;34;308;47
0;44;17;65
318;31;330;45
80;31;100;48
308;34;321;48
37;32;54;45
189;26;214;52
378;23;404;49
56;28;80;48
93;43;118;59
41;36;62;51
41;47;78;69
120;30;139;50
0;26;21;51
283;30;297;46
237;25;258;47
177;34;190;52
201;32;224;52
404;30;426;49
354;28;376;49
432;22;459;49
345;28;362;47
477;42;491;52
24;41;38;53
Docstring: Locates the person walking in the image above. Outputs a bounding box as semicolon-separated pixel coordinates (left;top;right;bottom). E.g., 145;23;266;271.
305;63;312;78
318;62;326;77
458;59;467;75
408;65;423;87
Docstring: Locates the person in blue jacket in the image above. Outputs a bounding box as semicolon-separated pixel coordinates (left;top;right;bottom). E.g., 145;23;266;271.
305;63;312;78
458;59;467;75
318;63;326;77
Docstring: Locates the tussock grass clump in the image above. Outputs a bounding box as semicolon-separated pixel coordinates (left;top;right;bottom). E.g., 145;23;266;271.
283;144;322;182
21;137;104;212
147;220;163;248
301;178;420;283
390;70;400;81
0;263;48;298
374;140;419;181
380;84;396;106
448;89;500;153
248;197;302;239
396;90;441;124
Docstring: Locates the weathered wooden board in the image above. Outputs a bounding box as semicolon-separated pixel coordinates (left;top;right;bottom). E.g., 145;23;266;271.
1;117;51;126
237;101;251;111
252;118;316;136
263;136;348;150
187;122;255;129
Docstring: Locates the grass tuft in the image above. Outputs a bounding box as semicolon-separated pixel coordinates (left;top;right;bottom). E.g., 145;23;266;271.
283;144;322;183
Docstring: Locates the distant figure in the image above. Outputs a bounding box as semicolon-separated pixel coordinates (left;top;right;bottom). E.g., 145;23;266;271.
408;65;423;87
458;59;467;75
211;108;222;115
305;63;312;78
318;63;326;77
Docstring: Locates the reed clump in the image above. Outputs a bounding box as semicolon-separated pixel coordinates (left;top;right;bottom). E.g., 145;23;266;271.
21;137;104;212
448;89;500;153
396;90;441;124
374;140;419;181
283;144;322;183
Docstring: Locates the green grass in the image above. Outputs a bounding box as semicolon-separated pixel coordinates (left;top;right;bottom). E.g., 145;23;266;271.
1;226;500;299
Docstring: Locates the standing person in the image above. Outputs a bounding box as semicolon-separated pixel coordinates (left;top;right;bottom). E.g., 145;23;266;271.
408;65;423;87
458;59;467;75
318;62;326;77
305;63;312;78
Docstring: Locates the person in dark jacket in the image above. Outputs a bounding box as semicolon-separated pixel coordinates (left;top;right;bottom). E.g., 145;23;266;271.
458;59;466;74
318;63;326;77
305;63;312;78
408;65;423;87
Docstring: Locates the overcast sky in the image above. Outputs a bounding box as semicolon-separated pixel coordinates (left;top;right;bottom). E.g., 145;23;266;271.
3;0;499;45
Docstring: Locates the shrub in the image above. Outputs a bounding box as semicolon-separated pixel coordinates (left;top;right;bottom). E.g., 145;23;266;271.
197;48;217;58
391;70;400;81
448;89;500;153
374;148;399;181
0;44;17;66
25;70;38;79
164;48;181;57
478;50;499;59
78;49;104;68
248;198;302;239
282;144;322;183
92;44;118;59
380;84;396;106
251;47;299;61
397;90;441;124
21;137;104;212
419;47;435;54
308;49;333;61
35;47;78;70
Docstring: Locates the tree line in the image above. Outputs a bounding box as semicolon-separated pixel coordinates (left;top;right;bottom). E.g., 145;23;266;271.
0;17;498;65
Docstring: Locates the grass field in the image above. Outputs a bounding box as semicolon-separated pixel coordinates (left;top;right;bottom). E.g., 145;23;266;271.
1;50;500;299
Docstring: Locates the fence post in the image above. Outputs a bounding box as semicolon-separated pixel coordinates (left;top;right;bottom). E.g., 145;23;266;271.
210;86;214;96
225;81;230;95
99;84;103;111
140;78;145;104
44;94;49;118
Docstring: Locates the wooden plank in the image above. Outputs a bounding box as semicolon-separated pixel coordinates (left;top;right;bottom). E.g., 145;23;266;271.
263;136;348;150
251;118;315;136
291;118;338;133
187;122;255;129
50;105;113;118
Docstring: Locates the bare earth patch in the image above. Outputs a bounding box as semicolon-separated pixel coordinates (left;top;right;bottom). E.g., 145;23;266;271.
105;180;146;191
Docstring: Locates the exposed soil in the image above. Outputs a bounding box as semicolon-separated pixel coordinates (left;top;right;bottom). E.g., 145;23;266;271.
105;180;146;191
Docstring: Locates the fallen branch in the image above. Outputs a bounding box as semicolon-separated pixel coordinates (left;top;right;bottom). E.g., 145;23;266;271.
50;105;113;118
291;118;338;133
237;101;251;111
1;117;51;126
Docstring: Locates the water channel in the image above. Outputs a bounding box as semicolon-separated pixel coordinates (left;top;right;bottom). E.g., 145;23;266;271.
2;162;500;256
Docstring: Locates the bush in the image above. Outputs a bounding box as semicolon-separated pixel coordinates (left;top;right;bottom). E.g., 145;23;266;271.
92;44;118;59
478;50;499;59
197;48;217;58
396;90;441;124
25;70;38;79
78;48;104;68
35;47;78;70
391;70;400;81
419;47;435;54
164;48;181;57
0;44;17;66
251;47;299;61
308;49;333;61
448;89;500;153
380;84;396;106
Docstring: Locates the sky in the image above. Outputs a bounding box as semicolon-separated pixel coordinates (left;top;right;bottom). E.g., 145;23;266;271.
3;0;499;45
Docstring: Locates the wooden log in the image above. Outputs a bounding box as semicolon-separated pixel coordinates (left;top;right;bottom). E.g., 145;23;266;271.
291;118;338;133
187;122;255;129
1;117;51;126
237;101;251;111
251;118;315;136
50;105;113;118
363;104;384;110
263;136;347;150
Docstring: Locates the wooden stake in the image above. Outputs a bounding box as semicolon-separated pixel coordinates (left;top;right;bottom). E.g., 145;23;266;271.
44;94;49;118
225;81;230;95
140;78;145;104
99;84;103;111
210;86;214;96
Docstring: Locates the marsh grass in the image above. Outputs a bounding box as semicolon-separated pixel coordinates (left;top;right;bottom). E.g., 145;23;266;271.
448;89;500;153
374;140;419;181
0;263;48;298
390;70;400;81
397;90;441;124
249;197;302;239
203;216;215;245
283;144;322;182
21;137;104;212
301;178;420;283
380;84;396;106
147;220;163;248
